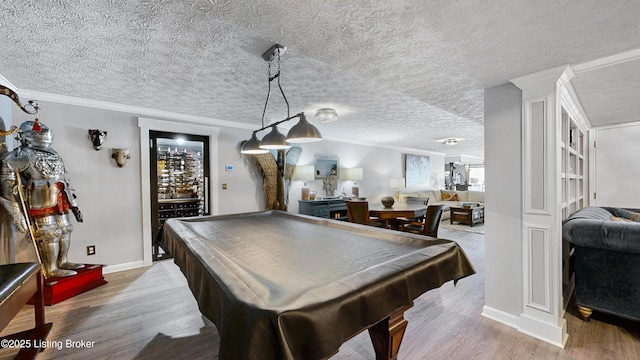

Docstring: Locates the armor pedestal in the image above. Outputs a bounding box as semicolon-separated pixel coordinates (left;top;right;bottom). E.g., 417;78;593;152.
28;264;107;305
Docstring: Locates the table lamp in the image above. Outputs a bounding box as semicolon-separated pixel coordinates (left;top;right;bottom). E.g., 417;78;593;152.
389;178;405;201
340;168;363;197
293;165;315;200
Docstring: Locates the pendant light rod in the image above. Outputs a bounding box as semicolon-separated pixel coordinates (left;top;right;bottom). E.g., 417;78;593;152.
260;47;290;128
252;112;305;134
241;44;322;154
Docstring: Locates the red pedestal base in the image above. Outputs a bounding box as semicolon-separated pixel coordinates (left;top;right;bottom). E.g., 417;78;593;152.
29;264;107;306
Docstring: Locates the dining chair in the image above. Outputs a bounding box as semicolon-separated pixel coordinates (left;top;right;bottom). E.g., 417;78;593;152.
346;200;384;227
400;204;446;237
399;197;429;223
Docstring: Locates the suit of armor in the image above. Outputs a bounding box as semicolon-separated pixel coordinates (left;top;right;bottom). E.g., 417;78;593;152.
1;120;83;277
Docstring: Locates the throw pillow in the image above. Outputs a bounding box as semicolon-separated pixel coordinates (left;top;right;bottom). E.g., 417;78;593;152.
614;208;640;222
441;190;458;201
610;215;632;222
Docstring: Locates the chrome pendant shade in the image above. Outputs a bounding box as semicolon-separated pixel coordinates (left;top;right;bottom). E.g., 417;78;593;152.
286;113;322;143
260;126;291;150
241;132;269;154
240;44;322;154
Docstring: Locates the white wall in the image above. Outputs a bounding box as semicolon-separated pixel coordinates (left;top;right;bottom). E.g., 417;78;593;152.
4;99;446;271
11;102;145;269
483;83;523;319
287;140;445;213
592;122;640;207
445;154;484;165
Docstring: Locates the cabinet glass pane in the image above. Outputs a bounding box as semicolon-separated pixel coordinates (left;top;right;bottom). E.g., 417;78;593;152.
157;139;204;203
561;109;569;144
569;179;576;200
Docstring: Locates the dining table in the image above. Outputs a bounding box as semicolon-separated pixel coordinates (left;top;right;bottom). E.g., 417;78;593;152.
369;202;428;229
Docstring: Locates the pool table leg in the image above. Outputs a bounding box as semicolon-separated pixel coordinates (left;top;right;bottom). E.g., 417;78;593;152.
368;303;413;360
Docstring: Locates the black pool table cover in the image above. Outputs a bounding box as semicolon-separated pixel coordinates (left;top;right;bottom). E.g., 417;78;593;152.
163;210;475;359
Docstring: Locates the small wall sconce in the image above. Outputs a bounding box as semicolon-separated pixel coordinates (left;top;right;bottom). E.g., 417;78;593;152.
88;129;108;150
111;148;130;168
293;165;315;200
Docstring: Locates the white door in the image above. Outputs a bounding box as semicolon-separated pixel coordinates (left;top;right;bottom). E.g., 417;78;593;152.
594;123;640;207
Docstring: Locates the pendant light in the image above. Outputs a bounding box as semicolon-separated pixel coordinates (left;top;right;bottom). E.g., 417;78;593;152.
286;113;322;143
241;44;322;154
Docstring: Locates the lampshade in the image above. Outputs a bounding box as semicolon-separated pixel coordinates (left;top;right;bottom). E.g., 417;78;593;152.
340;168;363;182
241;133;269;154
260;126;291;150
293;165;315;181
286;114;322;143
315;108;338;123
389;178;405;188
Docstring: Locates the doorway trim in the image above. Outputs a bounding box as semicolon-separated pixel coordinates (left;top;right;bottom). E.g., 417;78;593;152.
138;117;220;266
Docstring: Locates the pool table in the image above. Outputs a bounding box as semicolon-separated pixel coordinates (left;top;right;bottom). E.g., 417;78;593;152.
162;210;474;359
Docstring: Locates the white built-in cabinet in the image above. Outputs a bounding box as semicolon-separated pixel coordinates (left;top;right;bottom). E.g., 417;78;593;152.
507;65;590;348
559;104;588;309
560;108;587;218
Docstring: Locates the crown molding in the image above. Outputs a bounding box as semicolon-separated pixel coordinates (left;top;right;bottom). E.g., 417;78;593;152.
14;89;447;157
556;70;592;130
321;134;447;157
572;47;640;74
17;89;256;131
0;74;18;91
510;65;569;97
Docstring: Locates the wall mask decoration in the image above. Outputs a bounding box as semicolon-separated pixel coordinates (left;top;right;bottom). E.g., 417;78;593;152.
111;148;130;168
88;129;107;150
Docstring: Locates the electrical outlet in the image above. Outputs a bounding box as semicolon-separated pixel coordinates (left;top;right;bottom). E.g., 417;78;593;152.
87;245;96;256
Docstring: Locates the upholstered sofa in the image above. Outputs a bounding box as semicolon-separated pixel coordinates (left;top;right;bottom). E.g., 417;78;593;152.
399;189;484;220
562;206;640;322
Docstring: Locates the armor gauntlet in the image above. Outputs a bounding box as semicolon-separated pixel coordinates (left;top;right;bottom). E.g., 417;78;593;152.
0;170;28;232
62;178;83;222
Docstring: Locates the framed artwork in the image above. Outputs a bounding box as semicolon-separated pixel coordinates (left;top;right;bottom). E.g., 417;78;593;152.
405;154;431;187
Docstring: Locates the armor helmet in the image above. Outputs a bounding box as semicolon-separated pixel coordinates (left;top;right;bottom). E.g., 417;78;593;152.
19;119;54;150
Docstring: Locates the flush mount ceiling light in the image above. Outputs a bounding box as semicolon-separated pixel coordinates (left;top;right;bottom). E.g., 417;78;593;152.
442;138;459;146
315;108;338;123
241;44;322;154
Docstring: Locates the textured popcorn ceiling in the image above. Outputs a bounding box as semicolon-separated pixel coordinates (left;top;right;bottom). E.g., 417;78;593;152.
1;1;640;157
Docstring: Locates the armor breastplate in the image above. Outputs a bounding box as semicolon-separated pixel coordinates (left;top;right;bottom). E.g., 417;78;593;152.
23;149;66;209
32;151;65;178
27;179;60;209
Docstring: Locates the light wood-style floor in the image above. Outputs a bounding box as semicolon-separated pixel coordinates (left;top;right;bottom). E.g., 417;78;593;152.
2;227;639;360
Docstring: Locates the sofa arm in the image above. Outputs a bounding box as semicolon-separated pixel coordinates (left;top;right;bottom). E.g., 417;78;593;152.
563;218;640;255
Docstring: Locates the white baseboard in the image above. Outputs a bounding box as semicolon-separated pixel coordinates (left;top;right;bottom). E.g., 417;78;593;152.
482;306;568;348
103;260;147;274
481;305;520;329
519;314;568;348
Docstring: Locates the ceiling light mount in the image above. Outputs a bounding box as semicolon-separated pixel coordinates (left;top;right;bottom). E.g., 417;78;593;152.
261;44;287;62
442;138;459;146
315;108;338;123
241;44;322;154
